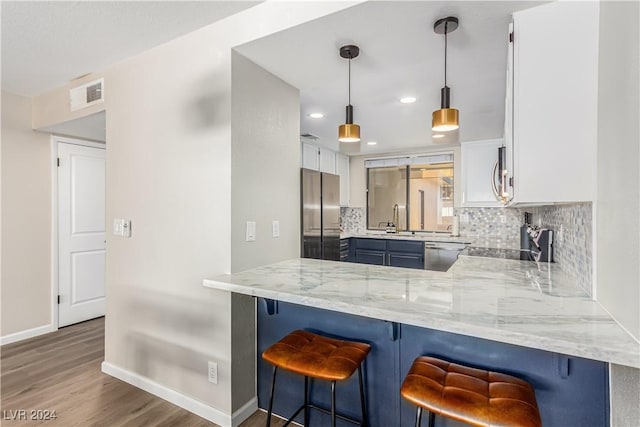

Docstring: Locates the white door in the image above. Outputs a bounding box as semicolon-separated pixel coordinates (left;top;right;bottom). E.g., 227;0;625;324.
58;142;106;327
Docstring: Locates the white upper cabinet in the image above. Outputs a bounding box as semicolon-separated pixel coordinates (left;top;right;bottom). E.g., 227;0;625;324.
461;139;503;207
335;153;350;206
301;142;337;175
301;142;320;170
319;147;336;174
508;1;599;204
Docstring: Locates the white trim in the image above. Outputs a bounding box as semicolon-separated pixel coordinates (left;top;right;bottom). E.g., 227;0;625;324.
0;324;56;346
591;201;598;300
50;136;59;330
231;397;258;427
608;363;613;427
52;135;106;329
102;362;254;427
54;135;105;149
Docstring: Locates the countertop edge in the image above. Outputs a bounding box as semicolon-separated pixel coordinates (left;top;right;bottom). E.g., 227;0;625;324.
203;278;640;369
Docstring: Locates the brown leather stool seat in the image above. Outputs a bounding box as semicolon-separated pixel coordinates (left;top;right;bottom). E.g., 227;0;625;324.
401;356;542;427
262;330;371;427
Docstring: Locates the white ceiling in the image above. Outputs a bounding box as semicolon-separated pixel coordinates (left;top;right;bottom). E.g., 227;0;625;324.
235;1;542;155
1;1;259;98
1;1;543;150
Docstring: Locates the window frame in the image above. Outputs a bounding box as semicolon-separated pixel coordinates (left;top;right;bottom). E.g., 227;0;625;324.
365;152;455;232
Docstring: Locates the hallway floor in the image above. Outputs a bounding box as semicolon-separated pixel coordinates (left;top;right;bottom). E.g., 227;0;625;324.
0;318;284;427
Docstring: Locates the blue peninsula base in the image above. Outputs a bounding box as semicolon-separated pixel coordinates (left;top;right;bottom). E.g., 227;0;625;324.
257;298;609;427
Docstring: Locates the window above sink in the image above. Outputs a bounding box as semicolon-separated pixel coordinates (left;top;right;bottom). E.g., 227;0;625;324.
366;153;454;233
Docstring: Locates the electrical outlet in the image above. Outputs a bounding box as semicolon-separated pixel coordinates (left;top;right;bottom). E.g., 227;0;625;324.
460;213;470;223
499;215;507;224
272;220;280;238
246;221;256;242
207;361;218;384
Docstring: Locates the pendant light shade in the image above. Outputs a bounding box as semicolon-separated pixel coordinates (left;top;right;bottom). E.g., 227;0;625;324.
432;109;459;132
432;17;459;132
338;45;361;143
338;105;360;142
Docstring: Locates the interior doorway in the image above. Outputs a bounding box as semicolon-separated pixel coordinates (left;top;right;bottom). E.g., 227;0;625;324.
56;137;106;327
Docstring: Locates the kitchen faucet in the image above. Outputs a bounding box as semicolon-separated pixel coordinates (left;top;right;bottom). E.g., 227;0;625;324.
392;204;400;233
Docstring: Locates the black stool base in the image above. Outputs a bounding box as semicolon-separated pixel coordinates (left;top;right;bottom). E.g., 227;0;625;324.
282;403;362;427
415;406;436;427
266;365;368;427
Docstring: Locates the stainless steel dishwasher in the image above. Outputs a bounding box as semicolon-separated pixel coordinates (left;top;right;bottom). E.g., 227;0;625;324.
424;241;467;271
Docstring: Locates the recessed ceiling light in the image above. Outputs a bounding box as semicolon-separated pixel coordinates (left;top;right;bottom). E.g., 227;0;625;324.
367;141;377;145
400;96;417;104
432;134;445;139
308;113;324;119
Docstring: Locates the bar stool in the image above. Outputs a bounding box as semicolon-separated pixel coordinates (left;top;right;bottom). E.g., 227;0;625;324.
262;329;371;427
401;356;542;427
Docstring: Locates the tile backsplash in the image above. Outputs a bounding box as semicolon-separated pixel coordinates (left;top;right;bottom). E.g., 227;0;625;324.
340;207;365;234
528;203;593;295
454;207;523;249
340;203;593;295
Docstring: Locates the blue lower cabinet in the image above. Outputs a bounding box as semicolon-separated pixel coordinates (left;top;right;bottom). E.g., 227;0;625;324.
351;238;425;270
354;238;387;251
257;299;400;427
388;252;423;269
355;249;386;266
257;299;609;427
340;239;350;262
400;325;609;427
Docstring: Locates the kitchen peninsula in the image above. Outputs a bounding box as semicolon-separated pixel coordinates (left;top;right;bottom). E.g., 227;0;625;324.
204;257;639;426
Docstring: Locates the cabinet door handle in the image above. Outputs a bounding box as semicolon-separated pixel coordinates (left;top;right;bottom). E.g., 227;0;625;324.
492;159;500;200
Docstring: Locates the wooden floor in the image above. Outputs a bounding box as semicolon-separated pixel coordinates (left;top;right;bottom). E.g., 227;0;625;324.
0;318;285;427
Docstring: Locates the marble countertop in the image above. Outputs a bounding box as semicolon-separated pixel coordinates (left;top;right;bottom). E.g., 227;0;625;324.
203;258;640;368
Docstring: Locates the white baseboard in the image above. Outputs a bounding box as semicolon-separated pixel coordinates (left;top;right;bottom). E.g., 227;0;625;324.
101;361;256;427
231;396;258;427
0;324;56;346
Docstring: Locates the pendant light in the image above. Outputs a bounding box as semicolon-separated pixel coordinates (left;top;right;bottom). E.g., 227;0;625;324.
338;45;361;143
432;17;459;132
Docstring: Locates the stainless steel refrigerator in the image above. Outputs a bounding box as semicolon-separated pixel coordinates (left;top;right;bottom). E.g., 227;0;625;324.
301;168;340;260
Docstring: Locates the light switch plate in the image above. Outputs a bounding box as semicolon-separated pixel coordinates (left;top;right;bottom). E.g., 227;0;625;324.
246;221;256;242
113;219;124;236
272;220;280;238
113;218;132;237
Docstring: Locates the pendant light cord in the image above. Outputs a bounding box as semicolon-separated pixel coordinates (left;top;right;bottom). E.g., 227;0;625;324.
348;57;352;105
444;22;448;87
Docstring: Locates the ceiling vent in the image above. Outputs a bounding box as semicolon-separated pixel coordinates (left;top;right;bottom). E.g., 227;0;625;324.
300;133;319;141
70;78;104;112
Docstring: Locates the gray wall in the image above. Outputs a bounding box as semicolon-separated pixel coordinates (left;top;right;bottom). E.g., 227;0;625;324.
229;51;301;411
610;364;640;426
230;52;300;274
